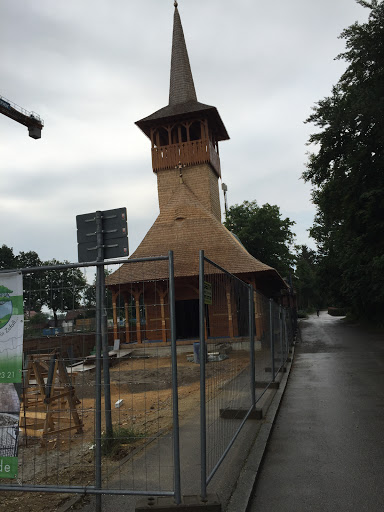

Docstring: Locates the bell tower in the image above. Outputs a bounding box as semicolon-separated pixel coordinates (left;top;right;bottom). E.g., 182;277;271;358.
135;1;229;221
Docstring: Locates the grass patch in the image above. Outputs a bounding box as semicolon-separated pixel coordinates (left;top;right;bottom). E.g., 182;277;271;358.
101;426;144;459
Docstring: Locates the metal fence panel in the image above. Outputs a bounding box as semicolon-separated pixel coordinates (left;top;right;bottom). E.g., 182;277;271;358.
0;254;180;510
199;252;296;498
199;253;254;497
254;291;273;397
1;251;296;509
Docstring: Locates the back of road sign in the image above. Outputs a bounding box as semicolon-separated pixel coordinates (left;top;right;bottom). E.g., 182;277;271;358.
76;207;129;262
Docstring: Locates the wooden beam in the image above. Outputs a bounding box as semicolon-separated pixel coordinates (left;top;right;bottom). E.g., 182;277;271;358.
226;285;234;338
124;296;130;344
112;291;118;341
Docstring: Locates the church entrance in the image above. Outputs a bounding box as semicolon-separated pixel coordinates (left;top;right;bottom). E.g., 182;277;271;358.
175;299;199;339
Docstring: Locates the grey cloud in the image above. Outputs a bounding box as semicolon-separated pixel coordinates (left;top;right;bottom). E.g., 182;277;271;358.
0;0;368;262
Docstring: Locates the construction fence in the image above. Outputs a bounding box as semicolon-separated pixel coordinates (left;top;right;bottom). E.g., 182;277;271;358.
0;251;296;510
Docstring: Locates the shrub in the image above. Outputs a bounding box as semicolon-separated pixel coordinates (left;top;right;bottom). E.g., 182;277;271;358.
101;426;144;459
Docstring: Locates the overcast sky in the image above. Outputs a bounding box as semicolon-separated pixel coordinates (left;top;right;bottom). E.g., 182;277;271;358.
0;0;369;264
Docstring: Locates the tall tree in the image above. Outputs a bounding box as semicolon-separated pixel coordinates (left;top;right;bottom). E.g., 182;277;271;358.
0;244;17;269
18;251;43;313
294;245;322;310
82;269;113;318
224;200;296;277
303;0;384;321
41;260;87;326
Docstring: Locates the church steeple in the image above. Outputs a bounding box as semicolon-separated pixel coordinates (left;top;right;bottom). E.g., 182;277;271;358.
135;1;229;220
169;2;197;105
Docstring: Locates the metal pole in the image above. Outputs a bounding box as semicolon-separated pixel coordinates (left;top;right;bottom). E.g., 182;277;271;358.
0;255;169;276
101;269;113;437
96;211;113;440
249;285;256;408
0;485;175;496
279;306;284;367
169;251;181;505
95;217;103;512
269;299;275;383
284;310;288;359
199;250;207;501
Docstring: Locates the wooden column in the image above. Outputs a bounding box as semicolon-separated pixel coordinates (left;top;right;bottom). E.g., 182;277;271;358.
167;125;172;145
112;291;118;341
248;279;260;340
159;288;167;344
133;289;142;344
254;290;263;341
186;121;191;142
226;285;234;338
124;295;130;344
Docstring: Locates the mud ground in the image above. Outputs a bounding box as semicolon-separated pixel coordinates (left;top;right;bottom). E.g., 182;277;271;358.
0;348;250;512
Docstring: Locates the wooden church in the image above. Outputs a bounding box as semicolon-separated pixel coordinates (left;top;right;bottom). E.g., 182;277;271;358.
107;2;288;344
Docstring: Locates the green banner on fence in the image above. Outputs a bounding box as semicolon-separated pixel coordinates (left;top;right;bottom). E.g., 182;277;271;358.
0;272;24;383
0;456;18;478
0;272;23;479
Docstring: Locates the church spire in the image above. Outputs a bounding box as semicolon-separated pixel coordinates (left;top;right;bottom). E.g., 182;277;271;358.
169;1;197;106
135;1;229;148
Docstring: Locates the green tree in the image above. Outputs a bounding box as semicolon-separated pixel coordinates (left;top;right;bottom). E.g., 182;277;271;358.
303;0;384;321
0;244;17;269
82;269;113;318
224;200;296;277
294;245;322;310
18;251;43;313
17;251;41;268
0;245;43;312
41;260;87;326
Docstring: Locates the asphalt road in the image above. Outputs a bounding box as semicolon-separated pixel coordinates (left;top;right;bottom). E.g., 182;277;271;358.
248;311;384;512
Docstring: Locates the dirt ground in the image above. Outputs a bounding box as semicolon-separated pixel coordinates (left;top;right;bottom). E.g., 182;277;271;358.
0;347;250;512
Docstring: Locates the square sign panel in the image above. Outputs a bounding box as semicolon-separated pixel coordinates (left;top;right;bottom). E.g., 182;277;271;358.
76;208;129;262
77;239;129;263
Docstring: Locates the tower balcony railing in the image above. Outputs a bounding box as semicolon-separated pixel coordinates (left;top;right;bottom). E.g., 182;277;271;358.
151;138;221;177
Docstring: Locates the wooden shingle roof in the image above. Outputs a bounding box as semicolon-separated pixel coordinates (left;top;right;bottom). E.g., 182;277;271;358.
169;3;197;106
107;184;285;289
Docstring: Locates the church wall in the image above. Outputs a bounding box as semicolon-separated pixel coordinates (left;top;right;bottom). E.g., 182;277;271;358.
138;278;235;341
122;277;244;342
146;302;169;342
207;304;230;338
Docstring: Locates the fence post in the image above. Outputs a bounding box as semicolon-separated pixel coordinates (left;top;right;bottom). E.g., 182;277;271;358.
95;216;103;512
199;250;207;501
269;298;275;382
279;306;284;366
168;251;181;505
249;285;256;408
285;310;289;357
